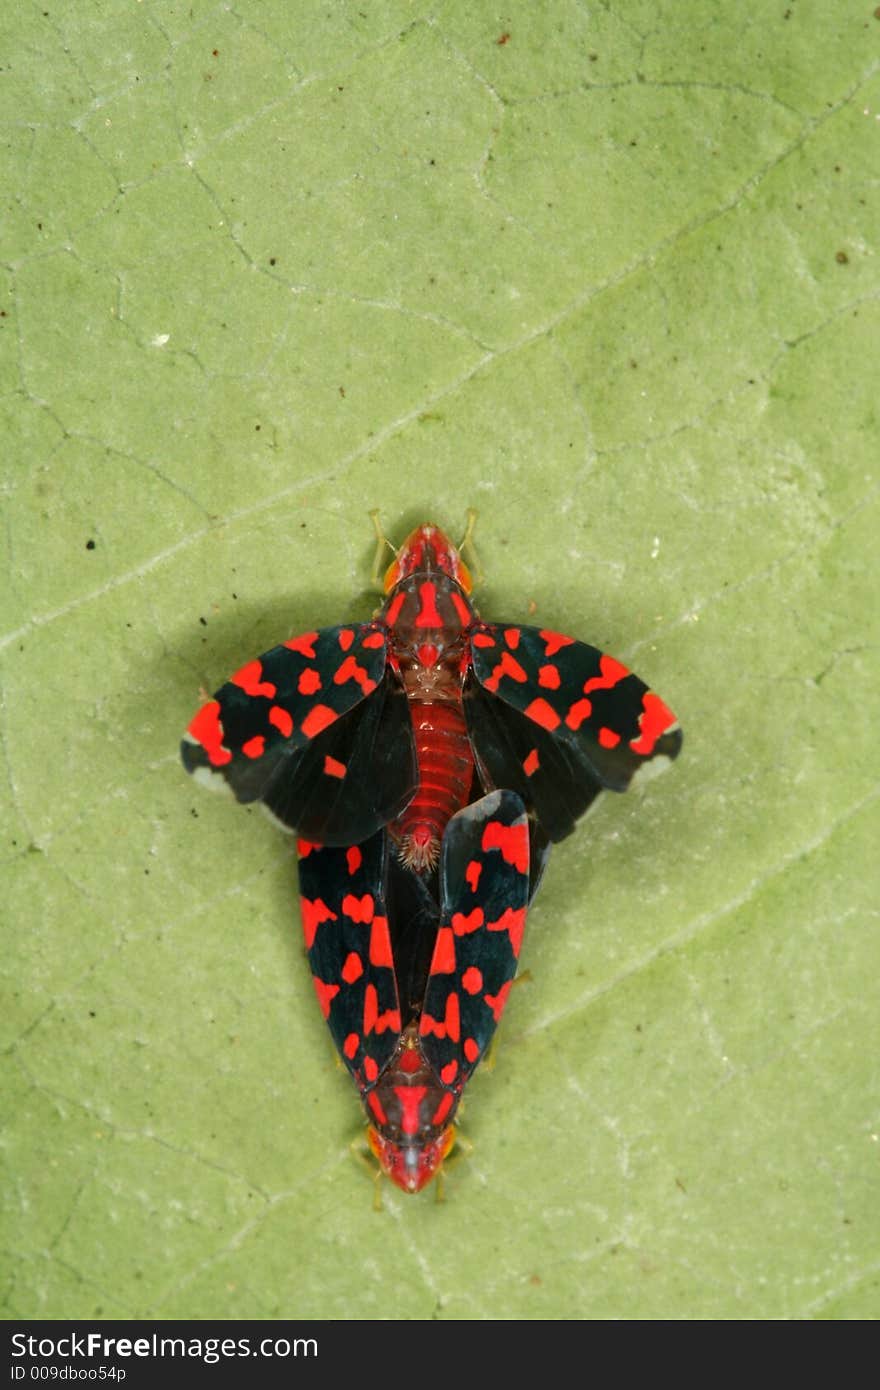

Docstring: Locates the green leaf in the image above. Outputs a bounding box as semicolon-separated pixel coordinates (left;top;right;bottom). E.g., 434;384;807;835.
3;0;877;1320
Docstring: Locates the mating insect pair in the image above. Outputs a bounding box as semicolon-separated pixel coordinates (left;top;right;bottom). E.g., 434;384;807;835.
181;516;682;1192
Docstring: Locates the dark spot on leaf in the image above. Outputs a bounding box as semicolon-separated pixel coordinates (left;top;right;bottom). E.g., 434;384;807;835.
497;31;510;45
86;538;96;550
199;616;208;626
835;250;849;264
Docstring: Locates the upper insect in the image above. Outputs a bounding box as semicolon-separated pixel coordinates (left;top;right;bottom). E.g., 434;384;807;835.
181;512;682;867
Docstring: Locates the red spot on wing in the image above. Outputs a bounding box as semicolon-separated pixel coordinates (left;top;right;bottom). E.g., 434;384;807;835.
342;952;364;984
367;1086;385;1118
630;691;677;755
363;985;378;1035
540;630;575;657
461;966;483;995
565;697;592;730
187;701;231;767
312;978;339;1018
584;653;630;692
599;726;621;748
488;905;527;957
523;747;540;777
464;1037;480;1064
430;926;456;975
323;754;347;779
538;664;561;689
342;893;373;924
298;668;322;695
472;631;496;649
415;580;443;628
362;629;386;650
338;628;355;651
465;859;482;893
231;660;277;699
484;979;513;1023
343;1032;360;1059
482;819;529;874
396;1086;427;1137
284;632;318;658
420;991;460;1042
482;650;528;693
369;915;393;968
524;697;561;731
451;907;484;936
241;735;265;759
269;704;293;736
504;627;521;649
346;845;362;875
363;984;400;1037
301;704;338;738
440;1060;458;1086
333;654;377;694
300;895;338;949
296;838;321;856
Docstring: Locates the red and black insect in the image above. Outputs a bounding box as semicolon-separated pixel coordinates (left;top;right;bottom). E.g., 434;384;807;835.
298;790;536;1193
181;516;682;863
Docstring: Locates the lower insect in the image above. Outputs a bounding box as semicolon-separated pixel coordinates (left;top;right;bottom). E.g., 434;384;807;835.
298;791;534;1193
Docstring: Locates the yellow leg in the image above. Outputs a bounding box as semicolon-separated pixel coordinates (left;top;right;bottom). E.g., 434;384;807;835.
458;507;484;588
437;1129;473;1197
350;1132;386;1210
368;509;396;592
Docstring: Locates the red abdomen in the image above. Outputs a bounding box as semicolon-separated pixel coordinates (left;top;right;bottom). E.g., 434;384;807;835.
391;699;473;870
